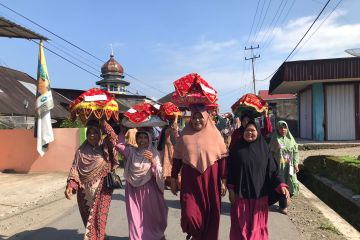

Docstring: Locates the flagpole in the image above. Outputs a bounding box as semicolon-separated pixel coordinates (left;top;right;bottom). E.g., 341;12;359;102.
35;40;54;156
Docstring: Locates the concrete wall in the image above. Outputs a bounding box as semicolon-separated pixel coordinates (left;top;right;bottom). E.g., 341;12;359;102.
0;128;80;173
269;99;299;137
312;83;325;141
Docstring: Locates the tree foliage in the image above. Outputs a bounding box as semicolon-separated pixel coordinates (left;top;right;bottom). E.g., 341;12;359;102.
60;118;84;128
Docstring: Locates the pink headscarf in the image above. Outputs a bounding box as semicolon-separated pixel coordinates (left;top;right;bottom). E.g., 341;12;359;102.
174;108;228;173
123;131;164;191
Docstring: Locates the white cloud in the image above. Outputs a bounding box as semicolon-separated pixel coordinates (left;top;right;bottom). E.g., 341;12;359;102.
152;39;248;92
268;10;360;59
147;9;360;111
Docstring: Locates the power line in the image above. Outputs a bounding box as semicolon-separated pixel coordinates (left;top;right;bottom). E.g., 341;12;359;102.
1;24;102;78
30;39;101;78
251;0;267;46
46;41;100;73
0;2;105;63
283;0;332;62
260;0;296;52
292;0;343;57
257;0;332;81
0;2;167;96
258;0;287;48
245;0;262;47
218;60;252;96
252;0;273;45
124;73;167;95
49;40;101;69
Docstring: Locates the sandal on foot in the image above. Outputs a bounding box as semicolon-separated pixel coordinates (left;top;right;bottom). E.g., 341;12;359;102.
279;207;288;215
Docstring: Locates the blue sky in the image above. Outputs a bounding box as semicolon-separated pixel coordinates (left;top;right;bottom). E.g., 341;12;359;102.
1;0;360;112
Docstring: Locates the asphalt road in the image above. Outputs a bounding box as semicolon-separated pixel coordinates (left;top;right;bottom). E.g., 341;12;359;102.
6;187;299;240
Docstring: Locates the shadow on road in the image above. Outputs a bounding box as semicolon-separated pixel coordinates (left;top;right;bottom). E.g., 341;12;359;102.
4;227;128;240
269;204;281;213
112;192;126;202
165;199;181;209
220;201;231;216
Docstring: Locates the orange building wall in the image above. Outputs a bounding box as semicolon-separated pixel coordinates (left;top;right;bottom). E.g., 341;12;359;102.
0;128;80;173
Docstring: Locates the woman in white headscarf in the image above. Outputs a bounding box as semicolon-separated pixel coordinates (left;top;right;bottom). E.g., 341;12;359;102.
116;128;168;240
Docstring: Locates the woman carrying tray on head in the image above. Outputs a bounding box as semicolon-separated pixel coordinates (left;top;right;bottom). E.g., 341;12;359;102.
116;125;168;240
157;113;180;188
65;119;119;240
170;104;228;240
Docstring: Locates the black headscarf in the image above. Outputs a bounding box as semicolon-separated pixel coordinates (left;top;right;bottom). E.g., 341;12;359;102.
228;120;283;202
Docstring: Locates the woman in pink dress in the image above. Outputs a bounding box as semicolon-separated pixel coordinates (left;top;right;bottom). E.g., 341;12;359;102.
117;128;168;240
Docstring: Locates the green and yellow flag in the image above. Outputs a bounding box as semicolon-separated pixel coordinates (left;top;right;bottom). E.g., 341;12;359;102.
35;40;54;156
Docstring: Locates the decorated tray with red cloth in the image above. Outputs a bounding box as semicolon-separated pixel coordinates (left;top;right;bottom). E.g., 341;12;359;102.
159;102;181;120
170;91;186;106
173;73;217;106
206;102;219;112
123;102;159;124
69;88;119;123
231;93;268;118
122;102;167;127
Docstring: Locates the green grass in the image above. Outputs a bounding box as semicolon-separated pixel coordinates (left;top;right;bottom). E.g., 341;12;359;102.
338;156;360;167
319;221;341;235
303;155;360;194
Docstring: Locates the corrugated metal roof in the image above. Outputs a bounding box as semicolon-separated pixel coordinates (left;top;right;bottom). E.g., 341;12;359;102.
0;66;70;119
0;17;48;40
269;57;360;93
258;90;296;100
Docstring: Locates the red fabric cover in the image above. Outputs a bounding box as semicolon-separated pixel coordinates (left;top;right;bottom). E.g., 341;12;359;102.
159;102;181;120
124;102;159;124
69;88;119;122
173;73;217;106
231;93;268;114
170;91;186;106
205;103;219;111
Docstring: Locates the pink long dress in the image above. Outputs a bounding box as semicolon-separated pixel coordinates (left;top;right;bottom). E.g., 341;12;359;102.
116;133;168;240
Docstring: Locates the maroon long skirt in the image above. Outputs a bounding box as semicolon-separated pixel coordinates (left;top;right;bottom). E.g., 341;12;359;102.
180;163;221;240
230;196;269;240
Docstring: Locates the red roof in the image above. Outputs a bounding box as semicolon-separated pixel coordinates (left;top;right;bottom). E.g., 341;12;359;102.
258;90;296;101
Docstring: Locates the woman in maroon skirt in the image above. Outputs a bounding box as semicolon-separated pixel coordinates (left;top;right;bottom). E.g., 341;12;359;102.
170;104;228;240
227;120;289;240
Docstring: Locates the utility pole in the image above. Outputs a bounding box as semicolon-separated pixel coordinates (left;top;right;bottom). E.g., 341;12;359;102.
245;45;260;94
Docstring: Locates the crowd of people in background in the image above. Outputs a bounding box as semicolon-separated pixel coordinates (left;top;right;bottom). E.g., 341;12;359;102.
65;105;300;240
